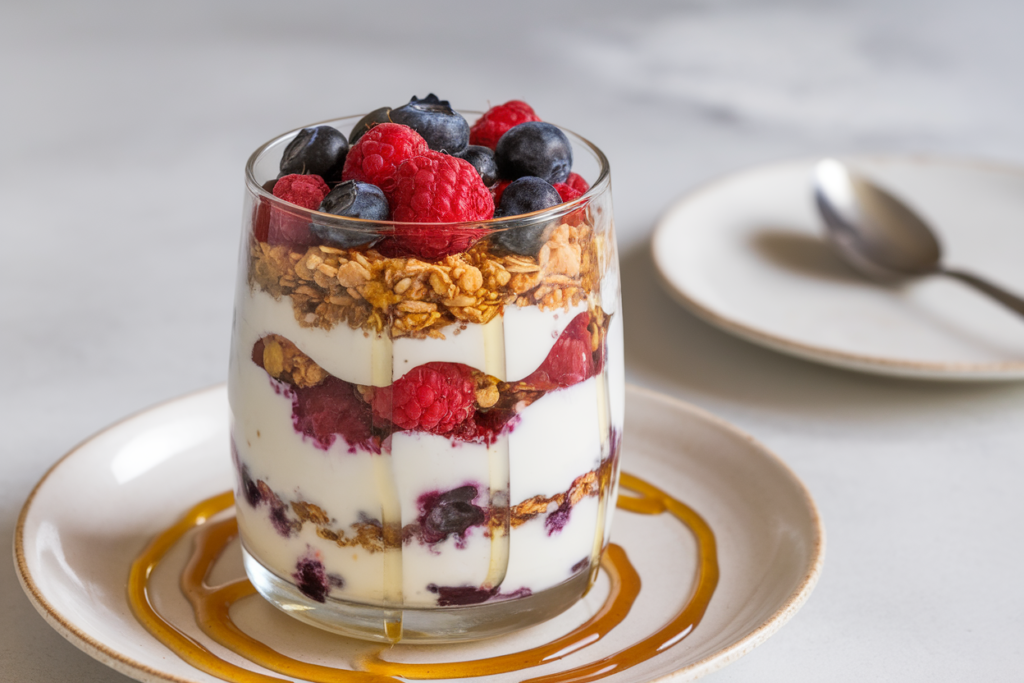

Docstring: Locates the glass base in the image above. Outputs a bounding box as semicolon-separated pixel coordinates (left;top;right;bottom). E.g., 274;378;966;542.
242;547;594;643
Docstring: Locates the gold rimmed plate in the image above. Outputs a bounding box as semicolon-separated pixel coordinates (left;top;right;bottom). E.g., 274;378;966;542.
15;384;823;682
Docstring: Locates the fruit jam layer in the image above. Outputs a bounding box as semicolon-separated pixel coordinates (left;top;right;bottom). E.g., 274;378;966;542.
247;220;610;339
248;307;610;451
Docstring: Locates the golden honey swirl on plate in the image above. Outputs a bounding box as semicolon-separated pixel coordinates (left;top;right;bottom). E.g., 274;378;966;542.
128;473;718;683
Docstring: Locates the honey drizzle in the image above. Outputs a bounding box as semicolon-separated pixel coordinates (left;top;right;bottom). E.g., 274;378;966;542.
481;315;511;592
182;517;394;683
127;491;283;683
127;472;718;683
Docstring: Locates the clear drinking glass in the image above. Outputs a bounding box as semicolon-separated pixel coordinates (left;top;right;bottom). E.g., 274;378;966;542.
227;113;624;643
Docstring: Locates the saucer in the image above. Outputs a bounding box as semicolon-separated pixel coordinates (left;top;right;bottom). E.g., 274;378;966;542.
15;384;823;682
652;156;1024;380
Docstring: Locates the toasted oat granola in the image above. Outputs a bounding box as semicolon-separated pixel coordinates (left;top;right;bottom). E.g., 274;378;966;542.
248;222;604;339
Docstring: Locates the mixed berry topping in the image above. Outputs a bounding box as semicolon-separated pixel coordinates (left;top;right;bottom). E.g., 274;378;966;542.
257;96;591;261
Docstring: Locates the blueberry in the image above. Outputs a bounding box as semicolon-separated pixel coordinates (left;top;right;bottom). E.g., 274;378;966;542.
293;556;331;603
279;125;349;181
390;94;469;154
495;176;561;217
456;145;499;186
240;466;261;508
320;181;389;220
349;107;392;145
310;181;386;248
494;121;573;184
490;177;562;255
420;486;485;543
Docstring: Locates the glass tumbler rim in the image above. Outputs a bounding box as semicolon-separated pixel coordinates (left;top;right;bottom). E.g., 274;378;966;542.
243;111;611;235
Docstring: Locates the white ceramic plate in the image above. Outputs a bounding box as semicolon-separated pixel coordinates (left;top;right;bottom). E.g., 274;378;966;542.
652;156;1024;380
15;384;823;683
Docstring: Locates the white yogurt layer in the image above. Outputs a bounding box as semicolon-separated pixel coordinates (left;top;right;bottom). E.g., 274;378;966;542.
502;301;588;381
231;353;605;528
238;288;384;386
238;289;588;386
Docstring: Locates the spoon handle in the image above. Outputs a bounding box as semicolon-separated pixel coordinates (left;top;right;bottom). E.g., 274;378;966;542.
942;268;1024;318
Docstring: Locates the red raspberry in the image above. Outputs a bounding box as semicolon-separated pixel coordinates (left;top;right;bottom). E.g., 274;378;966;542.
552;182;583;203
565;172;590;195
252;179;277;242
274;173;330;208
384;151;494;223
469;100;542;150
371;362;477;435
292;376;377;452
491;179;511;207
523;312;594;389
377;151;493;260
342;123;428;187
266;174;330;246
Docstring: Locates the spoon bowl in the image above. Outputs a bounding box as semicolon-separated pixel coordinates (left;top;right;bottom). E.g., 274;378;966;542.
813;158;1024;317
814;159;943;283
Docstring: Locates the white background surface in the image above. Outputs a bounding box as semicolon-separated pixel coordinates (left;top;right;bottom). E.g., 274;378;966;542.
2;1;1023;681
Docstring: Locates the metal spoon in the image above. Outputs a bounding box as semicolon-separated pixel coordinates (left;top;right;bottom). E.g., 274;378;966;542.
813;158;1024;317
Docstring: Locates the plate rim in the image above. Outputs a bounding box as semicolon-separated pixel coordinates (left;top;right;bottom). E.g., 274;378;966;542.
13;385;220;683
626;384;825;682
14;383;825;683
651;153;1024;381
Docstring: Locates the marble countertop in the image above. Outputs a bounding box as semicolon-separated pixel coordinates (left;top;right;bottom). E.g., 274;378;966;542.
3;0;1023;680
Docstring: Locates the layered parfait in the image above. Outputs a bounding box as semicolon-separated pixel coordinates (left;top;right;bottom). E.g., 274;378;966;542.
228;96;624;640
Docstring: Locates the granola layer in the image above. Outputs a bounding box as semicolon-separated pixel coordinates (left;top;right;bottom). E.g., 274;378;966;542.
235;454;616;555
248;222;602;339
